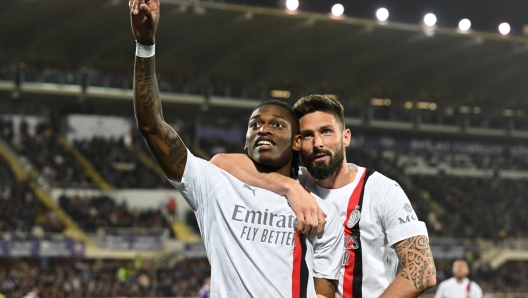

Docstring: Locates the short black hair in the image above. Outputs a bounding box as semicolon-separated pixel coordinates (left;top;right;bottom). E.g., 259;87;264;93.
256;100;300;133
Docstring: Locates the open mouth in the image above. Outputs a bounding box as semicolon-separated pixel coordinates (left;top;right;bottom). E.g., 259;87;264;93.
255;138;276;149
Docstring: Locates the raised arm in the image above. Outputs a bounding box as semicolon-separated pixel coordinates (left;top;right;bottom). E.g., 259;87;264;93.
380;235;437;297
211;153;326;235
130;0;187;182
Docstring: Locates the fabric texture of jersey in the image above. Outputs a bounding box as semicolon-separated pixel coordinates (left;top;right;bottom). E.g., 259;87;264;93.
169;150;344;298
298;164;429;298
434;277;483;298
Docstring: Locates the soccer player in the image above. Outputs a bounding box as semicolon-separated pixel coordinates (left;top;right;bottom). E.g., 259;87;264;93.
212;95;437;297
129;2;344;297
434;260;482;298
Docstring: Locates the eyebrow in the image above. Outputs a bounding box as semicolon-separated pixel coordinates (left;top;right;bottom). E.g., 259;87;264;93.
300;125;333;133
250;114;290;122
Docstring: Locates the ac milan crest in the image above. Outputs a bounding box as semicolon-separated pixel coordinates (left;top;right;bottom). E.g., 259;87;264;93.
347;205;361;228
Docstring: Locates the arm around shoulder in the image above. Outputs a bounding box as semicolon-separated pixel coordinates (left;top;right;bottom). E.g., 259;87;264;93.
211;153;327;235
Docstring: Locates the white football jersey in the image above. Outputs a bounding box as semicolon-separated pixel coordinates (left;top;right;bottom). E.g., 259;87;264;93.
434;278;483;298
298;164;429;298
170;150;344;298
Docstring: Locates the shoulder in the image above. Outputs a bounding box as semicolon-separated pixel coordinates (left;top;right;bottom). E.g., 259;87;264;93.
365;169;398;189
471;280;483;290
363;169;405;201
440;277;455;285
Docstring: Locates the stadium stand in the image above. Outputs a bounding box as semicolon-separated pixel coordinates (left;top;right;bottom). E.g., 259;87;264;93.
4;0;528;296
0;259;210;298
73;137;171;189
6;118;94;189
58;193;172;233
0;156;65;236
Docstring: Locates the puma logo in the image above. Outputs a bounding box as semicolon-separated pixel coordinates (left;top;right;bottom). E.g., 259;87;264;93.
243;184;256;197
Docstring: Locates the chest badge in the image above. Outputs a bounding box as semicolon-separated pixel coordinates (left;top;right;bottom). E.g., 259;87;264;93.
347;205;361;228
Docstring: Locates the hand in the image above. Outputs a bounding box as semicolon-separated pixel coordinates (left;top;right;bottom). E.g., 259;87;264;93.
286;184;327;236
130;0;160;45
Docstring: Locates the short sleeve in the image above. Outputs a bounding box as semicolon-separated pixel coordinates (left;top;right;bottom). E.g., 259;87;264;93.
380;182;429;247
433;282;445;298
168;149;222;211
471;282;483;298
312;200;344;280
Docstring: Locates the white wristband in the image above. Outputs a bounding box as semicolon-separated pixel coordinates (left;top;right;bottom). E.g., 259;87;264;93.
136;43;155;58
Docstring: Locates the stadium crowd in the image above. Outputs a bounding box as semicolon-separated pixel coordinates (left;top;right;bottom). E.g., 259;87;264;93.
0;259;211;298
58;194;171;233
73;137;171;189
0;156;64;236
1;257;527;297
4;118;93;189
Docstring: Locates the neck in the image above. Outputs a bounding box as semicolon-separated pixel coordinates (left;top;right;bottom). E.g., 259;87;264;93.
315;159;356;189
455;277;466;283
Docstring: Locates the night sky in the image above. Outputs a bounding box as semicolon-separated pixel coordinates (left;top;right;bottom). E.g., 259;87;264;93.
227;0;528;35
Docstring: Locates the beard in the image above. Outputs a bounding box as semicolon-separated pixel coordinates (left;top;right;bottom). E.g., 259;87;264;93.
301;144;345;180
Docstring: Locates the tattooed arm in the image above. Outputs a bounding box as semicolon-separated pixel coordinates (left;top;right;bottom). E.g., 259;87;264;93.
379;235;437;298
130;0;187;182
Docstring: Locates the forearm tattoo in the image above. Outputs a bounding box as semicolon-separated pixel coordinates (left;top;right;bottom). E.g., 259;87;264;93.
134;57;186;174
135;57;163;133
395;235;436;292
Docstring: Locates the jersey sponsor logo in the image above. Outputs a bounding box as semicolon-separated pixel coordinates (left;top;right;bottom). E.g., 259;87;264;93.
347;205;361;228
398;214;418;224
243;184;256;196
232;205;298;246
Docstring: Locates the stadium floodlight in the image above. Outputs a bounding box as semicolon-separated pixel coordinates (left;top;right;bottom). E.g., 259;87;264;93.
285;0;299;11
498;22;511;35
376;8;389;22
424;13;437;27
458;19;471;31
270;90;291;98
331;4;344;17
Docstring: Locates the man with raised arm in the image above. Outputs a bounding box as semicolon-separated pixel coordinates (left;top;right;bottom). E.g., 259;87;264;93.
212;95;437;297
130;1;343;297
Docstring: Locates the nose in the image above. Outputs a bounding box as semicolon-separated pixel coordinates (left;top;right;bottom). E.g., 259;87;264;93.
313;133;323;148
258;124;272;135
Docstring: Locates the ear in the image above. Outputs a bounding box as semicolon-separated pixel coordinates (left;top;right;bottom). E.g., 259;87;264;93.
292;134;302;151
342;128;351;147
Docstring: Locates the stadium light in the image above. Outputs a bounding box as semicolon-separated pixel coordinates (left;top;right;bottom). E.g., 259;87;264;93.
270;90;291;98
285;0;299;11
458;19;471;32
424;13;437;27
376;8;389;22
498;22;511;35
331;4;344;17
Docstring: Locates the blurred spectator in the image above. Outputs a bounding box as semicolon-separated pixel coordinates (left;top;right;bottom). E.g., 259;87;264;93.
198;277;210;298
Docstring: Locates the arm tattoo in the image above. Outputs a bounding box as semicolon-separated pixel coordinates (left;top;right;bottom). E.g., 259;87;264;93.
135;57;163;134
395;235;436;292
134;56;187;178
